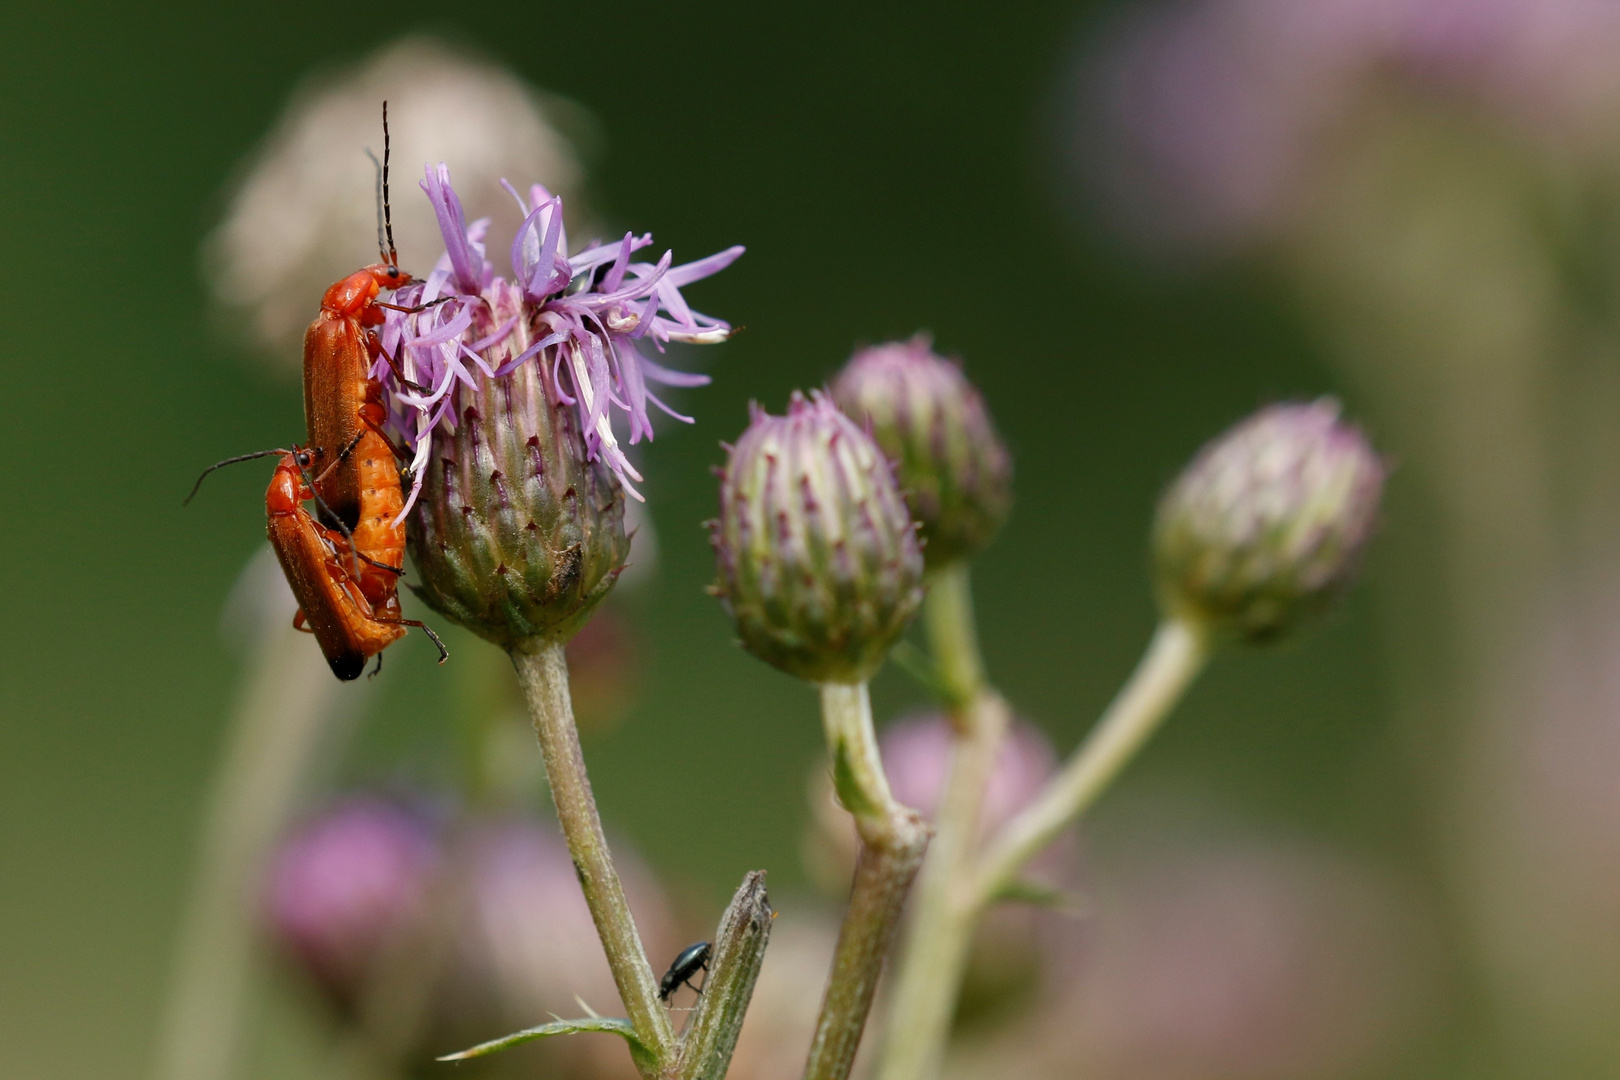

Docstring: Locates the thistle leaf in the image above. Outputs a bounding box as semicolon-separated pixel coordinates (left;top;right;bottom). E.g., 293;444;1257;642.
438;1016;651;1069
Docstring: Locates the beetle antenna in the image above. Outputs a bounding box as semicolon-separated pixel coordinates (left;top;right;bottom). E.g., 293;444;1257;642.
184;447;292;505
366;147;387;266
382;101;397;267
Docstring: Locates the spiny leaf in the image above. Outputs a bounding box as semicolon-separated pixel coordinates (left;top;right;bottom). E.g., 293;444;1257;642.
437;1016;648;1063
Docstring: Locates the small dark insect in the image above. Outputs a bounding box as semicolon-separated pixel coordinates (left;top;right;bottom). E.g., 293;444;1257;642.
658;941;711;1004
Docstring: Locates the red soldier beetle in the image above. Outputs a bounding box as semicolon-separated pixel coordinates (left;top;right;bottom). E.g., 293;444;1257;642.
265;449;444;680
303;101;411;529
186;446;447;680
303;102;444;527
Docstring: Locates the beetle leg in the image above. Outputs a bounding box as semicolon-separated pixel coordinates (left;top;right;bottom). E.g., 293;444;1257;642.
292;609;314;634
399;619;450;663
373;338;432;394
376;296;454;316
355;550;404;577
368;616;451;664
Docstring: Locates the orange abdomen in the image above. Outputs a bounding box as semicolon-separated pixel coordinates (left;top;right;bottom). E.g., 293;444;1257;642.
350;425;406;608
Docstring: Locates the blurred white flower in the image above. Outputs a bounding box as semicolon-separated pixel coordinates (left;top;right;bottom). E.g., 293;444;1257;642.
206;36;586;366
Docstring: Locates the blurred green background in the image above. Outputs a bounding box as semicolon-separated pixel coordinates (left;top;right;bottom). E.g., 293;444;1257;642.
0;2;1408;1078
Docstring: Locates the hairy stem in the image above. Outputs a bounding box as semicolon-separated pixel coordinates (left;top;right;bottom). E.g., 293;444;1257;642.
876;565;1005;1080
803;682;931;1080
511;641;675;1072
973;617;1210;907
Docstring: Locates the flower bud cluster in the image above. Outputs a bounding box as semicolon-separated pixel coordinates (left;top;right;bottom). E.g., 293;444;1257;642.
1154;399;1385;640
832;336;1012;568
711;391;924;684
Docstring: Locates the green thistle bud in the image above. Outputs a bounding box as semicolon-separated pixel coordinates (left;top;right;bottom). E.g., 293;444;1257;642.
711;390;925;683
1153;398;1385;641
408;280;630;649
832;335;1012;569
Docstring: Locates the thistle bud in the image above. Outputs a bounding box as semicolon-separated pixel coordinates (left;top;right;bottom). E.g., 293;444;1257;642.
711;390;924;684
832;335;1012;568
1153;399;1385;641
407;279;630;647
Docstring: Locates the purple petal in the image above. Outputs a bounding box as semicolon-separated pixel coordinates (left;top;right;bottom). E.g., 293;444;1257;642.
638;353;713;387
420;164;482;295
664;245;746;288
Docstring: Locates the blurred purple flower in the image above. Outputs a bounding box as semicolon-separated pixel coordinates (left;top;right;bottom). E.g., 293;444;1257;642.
1078;0;1620;253
265;797;679;1075
382;164;742;507
882;712;1060;847
265;796;440;1012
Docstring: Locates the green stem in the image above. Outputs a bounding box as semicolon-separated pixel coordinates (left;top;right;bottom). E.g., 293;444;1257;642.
874;564;1004;1080
803;682;931;1080
922;562;984;710
972;617;1210;908
511;641;675;1073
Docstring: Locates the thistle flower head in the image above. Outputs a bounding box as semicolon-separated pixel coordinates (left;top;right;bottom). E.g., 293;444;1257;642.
1153;399;1385;641
381;165;741;646
832;335;1012;568
381;164;742;508
402;277;630;648
711;390;925;684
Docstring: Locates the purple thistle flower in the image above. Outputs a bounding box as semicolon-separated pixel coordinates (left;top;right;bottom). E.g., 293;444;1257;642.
381;164;742;509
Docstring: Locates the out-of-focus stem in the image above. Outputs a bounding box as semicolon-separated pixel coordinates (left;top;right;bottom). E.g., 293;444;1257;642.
973;617;1210;907
152;623;349;1080
511;640;675;1073
875;564;1004;1080
803;682;931;1080
923;562;984;711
